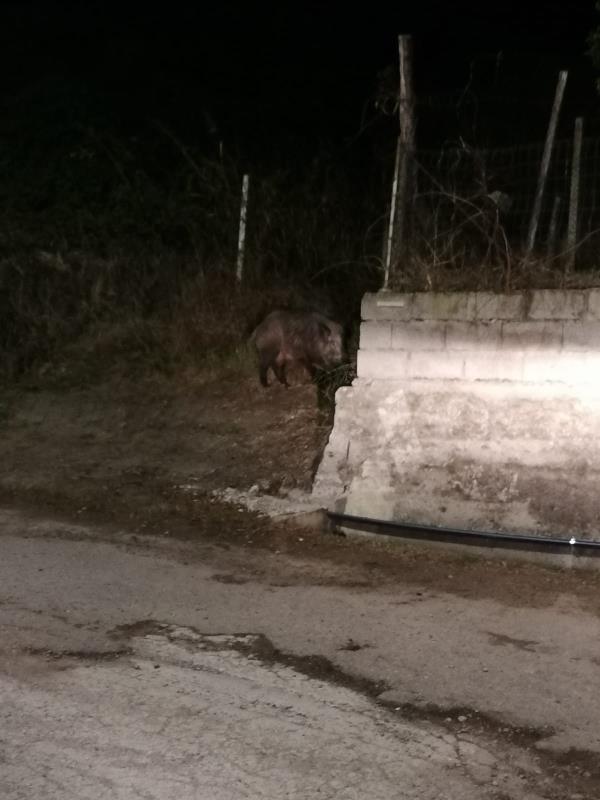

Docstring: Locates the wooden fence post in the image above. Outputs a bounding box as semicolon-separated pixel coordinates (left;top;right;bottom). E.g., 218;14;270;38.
235;173;250;284
546;195;562;260
386;34;416;289
383;136;402;291
565;117;584;274
525;70;568;257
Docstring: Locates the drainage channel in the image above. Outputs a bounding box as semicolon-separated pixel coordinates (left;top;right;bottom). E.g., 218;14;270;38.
328;511;600;560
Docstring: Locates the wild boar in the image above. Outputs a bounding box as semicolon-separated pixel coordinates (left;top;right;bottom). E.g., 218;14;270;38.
251;309;344;387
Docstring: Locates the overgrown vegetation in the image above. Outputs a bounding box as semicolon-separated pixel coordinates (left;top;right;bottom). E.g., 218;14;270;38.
0;100;382;382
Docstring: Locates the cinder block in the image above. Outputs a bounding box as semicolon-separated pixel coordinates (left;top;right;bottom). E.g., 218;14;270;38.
391;321;446;350
407;351;465;379
527;290;586;320
411;292;477;321
562;321;600;351
501;321;563;350
362;292;412;321
445;321;502;351
474;292;525;321
357;350;410;379
585;289;600;320
362;291;478;321
463;351;524;382
521;352;595;384
359;321;392;350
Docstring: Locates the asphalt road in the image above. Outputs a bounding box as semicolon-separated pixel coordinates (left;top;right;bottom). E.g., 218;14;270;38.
1;507;599;799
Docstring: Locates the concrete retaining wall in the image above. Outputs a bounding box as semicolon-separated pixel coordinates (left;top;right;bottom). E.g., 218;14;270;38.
314;290;600;538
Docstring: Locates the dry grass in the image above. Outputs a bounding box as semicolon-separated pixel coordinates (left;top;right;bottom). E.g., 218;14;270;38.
388;182;600;294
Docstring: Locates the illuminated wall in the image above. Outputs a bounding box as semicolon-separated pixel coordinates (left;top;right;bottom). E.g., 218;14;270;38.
315;290;600;538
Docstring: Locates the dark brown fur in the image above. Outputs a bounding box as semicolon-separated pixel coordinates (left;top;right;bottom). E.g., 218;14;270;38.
251;309;344;387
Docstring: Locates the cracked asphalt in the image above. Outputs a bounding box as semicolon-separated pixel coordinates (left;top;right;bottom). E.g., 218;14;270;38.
1;507;599;799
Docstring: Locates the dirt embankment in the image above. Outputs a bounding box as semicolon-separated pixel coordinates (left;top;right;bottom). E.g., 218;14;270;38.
0;373;325;530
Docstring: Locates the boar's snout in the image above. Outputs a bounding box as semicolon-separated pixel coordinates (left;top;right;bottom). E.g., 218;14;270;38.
319;320;344;367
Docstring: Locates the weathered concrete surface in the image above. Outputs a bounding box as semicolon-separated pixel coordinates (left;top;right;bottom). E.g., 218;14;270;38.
315;290;600;538
1;628;543;800
2;508;600;799
316;379;600;536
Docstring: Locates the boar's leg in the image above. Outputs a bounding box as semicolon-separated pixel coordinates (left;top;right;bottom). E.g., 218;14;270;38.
269;351;290;387
299;359;316;381
258;351;275;387
272;362;289;387
259;366;270;387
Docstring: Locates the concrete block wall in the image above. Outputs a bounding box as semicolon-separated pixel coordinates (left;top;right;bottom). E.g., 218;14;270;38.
314;290;600;539
358;290;600;384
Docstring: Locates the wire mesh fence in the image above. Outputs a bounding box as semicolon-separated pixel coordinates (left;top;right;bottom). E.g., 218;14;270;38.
387;134;600;290
415;136;600;252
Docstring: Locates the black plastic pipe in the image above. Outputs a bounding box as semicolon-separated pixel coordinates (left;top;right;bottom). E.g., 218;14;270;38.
327;511;600;559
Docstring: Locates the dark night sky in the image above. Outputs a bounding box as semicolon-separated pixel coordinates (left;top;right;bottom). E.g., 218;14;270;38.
0;1;599;158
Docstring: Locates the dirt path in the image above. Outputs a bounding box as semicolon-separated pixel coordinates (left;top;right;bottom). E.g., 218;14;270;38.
0;374;327;500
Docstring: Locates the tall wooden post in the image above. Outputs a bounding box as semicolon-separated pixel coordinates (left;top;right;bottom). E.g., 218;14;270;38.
565;117;583;274
546;195;562;260
235;174;250;284
525;70;568;257
387;34;416;289
383;136;402;291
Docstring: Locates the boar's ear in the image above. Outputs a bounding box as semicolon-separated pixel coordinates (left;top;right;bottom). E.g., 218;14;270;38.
318;321;332;339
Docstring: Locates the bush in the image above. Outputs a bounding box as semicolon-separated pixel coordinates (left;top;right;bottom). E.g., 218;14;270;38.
0;106;381;380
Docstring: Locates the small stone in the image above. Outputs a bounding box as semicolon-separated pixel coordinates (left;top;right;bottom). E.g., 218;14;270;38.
457;715;467;723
